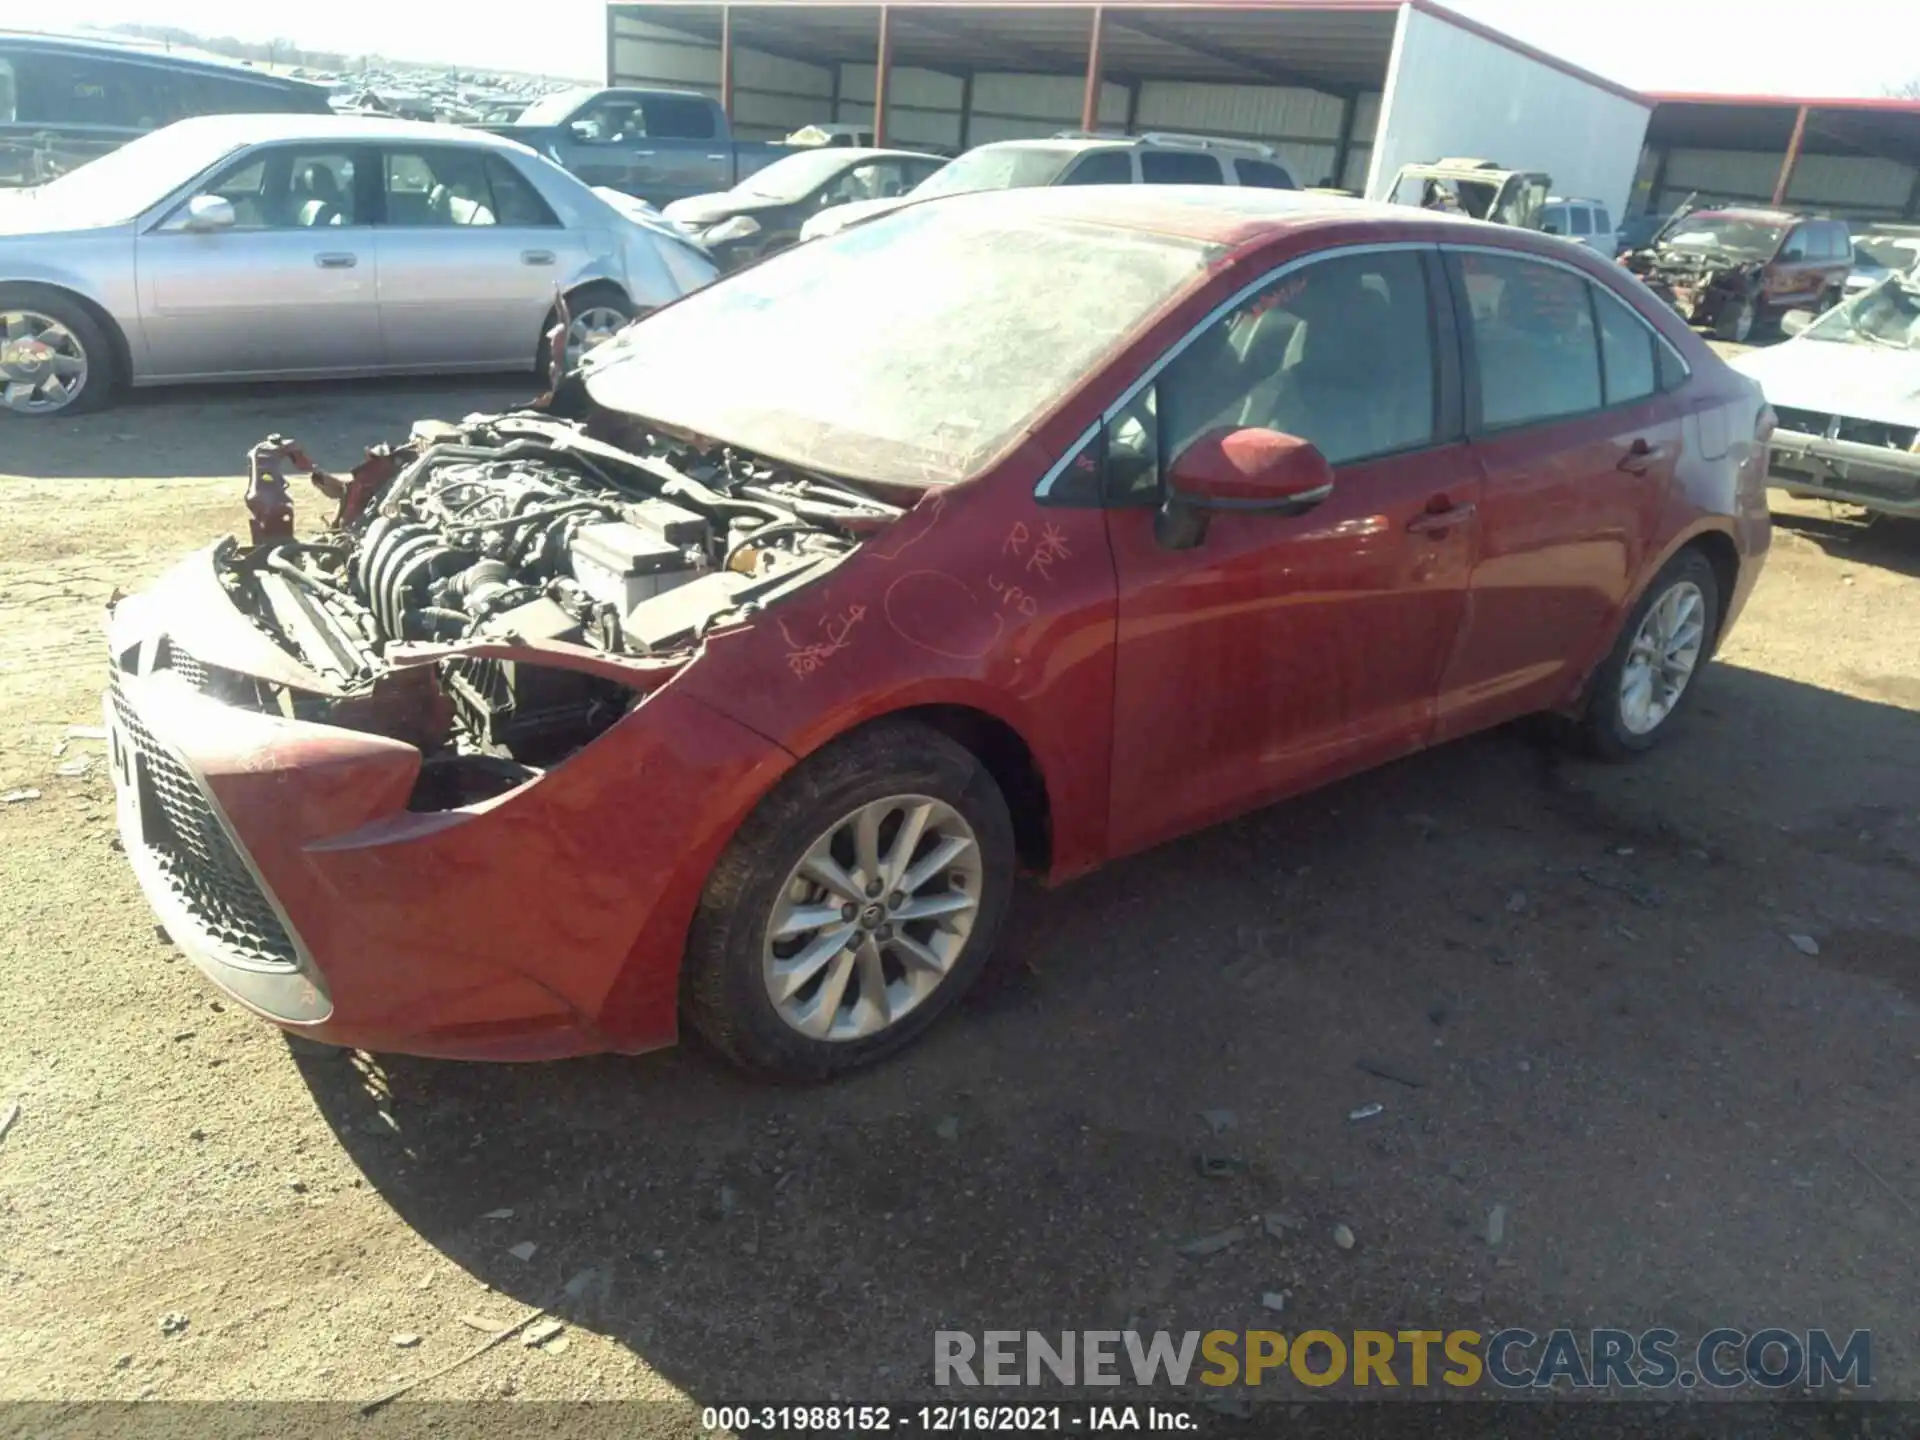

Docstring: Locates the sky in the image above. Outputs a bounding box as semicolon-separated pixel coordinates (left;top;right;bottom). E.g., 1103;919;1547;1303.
47;0;1920;97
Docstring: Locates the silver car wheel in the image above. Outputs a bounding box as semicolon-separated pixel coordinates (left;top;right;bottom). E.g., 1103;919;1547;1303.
564;306;631;371
763;794;983;1043
1;309;89;416
1619;579;1706;736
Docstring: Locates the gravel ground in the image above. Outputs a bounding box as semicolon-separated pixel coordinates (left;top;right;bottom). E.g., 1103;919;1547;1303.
1;371;1916;1422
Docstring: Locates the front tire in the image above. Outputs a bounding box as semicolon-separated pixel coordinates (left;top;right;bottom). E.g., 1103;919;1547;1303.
683;721;1016;1080
0;287;114;416
1713;294;1756;344
1579;549;1721;760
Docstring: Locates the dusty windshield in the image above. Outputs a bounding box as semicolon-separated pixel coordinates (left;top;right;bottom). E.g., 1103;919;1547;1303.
1387;173;1501;220
912;146;1079;200
1803;277;1920;350
1663;215;1786;256
739;150;860;202
1856;236;1920;272
584;198;1217;485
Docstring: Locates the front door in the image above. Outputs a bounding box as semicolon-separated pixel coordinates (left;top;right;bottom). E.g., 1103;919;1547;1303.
1100;246;1480;858
1436;249;1684;738
372;145;581;371
137;144;379;379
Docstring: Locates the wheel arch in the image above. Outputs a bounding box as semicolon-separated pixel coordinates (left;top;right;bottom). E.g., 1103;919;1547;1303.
0;280;132;387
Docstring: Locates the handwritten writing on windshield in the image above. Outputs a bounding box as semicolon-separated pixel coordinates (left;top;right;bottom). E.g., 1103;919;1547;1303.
781;604;867;679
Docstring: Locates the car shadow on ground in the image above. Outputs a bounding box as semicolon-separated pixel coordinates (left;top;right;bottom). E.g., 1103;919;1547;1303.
1769;507;1920;579
291;663;1920;1403
5;376;533;480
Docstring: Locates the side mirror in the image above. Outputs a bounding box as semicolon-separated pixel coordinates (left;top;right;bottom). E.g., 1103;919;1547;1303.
1780;308;1816;337
567;120;595;143
1158;427;1332;547
183;194;235;232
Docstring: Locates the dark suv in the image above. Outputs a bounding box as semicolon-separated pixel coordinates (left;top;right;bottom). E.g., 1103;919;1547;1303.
1623;208;1852;342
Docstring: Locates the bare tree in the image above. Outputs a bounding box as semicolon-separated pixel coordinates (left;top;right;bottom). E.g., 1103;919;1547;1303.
1886;77;1920;99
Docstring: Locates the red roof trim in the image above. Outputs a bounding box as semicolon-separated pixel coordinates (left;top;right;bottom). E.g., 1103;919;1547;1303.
1648;92;1920;115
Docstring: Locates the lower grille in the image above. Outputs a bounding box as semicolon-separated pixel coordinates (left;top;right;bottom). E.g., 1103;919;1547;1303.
110;685;298;970
159;638;211;691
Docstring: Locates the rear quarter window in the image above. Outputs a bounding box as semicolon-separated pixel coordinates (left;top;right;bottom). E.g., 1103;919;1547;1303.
1234;158;1296;189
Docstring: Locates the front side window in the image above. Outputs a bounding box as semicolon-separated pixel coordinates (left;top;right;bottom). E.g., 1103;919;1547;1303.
0;55;16;124
18;53;129;127
1100;249;1439;505
1457;251;1601;429
570;98;641;144
1779;227;1809;261
1570;207;1594;236
183;147;358;228
1140;151;1224;185
1058;150;1132;186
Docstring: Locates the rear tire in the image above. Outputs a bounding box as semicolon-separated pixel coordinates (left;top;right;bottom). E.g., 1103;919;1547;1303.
683;721;1016;1081
1713;294;1756;344
0;285;116;416
1578;549;1721;760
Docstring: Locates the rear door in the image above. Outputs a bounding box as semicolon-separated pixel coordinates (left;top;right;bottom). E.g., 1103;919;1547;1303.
1435;247;1685;739
1096;244;1481;856
635;93;727;203
372;146;583;370
137;143;380;379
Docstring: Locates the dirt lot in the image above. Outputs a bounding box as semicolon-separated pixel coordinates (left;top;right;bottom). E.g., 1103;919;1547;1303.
1;373;1917;1423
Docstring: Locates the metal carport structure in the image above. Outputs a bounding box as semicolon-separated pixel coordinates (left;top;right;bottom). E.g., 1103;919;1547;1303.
1638;94;1920;223
605;0;1654;217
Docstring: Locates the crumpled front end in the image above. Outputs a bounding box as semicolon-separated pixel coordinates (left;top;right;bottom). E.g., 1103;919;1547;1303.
101;405;906;1059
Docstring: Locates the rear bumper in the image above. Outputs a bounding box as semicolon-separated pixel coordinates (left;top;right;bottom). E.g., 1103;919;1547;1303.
1767;429;1920;517
103;591;794;1061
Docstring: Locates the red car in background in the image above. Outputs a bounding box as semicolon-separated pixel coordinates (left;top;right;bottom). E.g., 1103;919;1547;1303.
103;188;1772;1079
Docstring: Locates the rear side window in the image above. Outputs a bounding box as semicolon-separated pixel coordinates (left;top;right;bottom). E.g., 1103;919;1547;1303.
1140;151;1223;185
1058;150;1132;185
639;95;716;140
1234;158;1296;189
486;155;559;225
1456;251;1601;429
16;52;131;127
1592;285;1657;405
1594;207;1613;236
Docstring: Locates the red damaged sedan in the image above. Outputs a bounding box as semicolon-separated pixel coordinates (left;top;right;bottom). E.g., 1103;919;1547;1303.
103;188;1771;1079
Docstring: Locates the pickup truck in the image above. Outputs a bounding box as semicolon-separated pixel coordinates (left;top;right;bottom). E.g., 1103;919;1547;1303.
481;86;792;207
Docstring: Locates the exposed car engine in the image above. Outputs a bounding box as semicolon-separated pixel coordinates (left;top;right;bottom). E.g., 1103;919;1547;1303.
208;410;900;801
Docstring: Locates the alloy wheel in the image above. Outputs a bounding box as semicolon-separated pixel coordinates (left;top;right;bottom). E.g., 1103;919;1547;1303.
1;310;89;415
762;794;983;1042
1619;580;1706;735
563;306;632;371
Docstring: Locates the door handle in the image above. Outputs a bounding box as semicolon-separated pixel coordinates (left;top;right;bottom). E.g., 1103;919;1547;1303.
706;153;726;161
1617;438;1669;475
1406;502;1476;535
633;149;656;158
314;252;357;269
521;250;556;266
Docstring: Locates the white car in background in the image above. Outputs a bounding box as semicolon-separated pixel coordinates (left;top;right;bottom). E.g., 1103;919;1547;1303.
1538;196;1618;257
0;114;718;416
798;131;1299;243
1730;273;1920;518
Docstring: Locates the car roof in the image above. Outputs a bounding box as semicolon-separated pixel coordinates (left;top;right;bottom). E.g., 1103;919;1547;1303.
793;147;943;164
924;183;1528;250
150;112;532;150
1695;207;1803;223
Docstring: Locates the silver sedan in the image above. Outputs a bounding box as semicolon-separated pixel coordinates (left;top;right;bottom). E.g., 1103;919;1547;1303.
0;114;718;417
